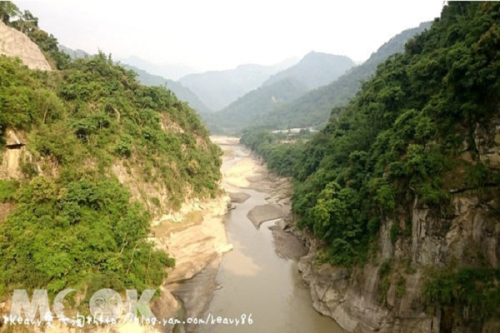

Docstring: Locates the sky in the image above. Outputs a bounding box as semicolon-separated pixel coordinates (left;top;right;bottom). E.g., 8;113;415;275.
17;1;444;77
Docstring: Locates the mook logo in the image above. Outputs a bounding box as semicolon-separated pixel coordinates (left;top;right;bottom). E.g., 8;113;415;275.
4;288;156;327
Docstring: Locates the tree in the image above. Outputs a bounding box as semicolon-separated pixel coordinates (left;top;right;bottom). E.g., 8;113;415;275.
0;1;19;23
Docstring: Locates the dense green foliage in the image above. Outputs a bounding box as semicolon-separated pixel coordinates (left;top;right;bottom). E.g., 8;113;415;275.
240;128;311;177
242;2;500;326
0;30;221;298
121;64;213;114
57;45;213;114
293;1;500;265
0;179;18;202
0;54;221;205
0;177;174;297
424;267;500;330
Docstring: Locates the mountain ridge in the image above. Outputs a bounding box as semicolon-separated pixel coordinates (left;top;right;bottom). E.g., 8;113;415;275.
121;64;212;114
178;60;296;110
250;21;432;129
262;51;355;89
204;78;309;134
58;45;212;114
202;51;356;133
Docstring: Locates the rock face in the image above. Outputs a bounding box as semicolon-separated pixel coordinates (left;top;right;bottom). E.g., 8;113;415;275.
0;20;52;71
0;27;227;333
153;195;232;283
294;118;500;332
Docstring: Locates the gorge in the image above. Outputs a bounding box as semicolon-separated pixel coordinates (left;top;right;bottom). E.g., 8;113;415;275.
1;2;500;333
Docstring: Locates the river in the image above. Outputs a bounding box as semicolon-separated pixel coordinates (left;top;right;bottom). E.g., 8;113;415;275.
193;137;344;333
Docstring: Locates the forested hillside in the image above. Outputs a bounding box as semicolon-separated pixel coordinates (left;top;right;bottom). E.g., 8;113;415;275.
242;3;500;330
0;3;221;305
123;64;213;114
57;45;213;115
250;22;431;129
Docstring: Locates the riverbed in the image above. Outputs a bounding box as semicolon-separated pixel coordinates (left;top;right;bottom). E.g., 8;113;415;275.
195;137;344;333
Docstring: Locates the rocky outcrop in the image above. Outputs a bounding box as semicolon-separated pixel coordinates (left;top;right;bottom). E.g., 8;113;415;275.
153;194;232;283
0;27;227;333
294;118;500;332
476;116;500;169
1;129;59;181
0;20;52;71
296;194;498;332
1;129;31;180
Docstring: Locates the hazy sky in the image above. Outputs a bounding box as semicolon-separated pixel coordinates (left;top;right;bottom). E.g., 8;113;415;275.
18;1;443;73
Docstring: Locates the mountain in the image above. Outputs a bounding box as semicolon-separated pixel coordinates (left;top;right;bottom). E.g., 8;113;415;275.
203;52;354;134
178;61;295;111
0;1;223;320
203;78;309;134
241;3;500;331
58;46;212;114
118;55;197;80
58;44;89;59
122;65;212;114
252;22;432;129
262;52;355;89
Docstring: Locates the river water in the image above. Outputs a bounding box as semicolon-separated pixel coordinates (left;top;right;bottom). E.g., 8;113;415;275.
200;141;344;333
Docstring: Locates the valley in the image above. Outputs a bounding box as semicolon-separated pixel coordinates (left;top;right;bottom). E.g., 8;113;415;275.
1;1;499;333
170;137;345;333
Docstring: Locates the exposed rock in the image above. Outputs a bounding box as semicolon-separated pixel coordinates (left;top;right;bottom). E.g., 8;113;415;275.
0;129;29;180
227;191;250;203
291;116;500;332
247;204;285;228
0;20;52;71
0;202;14;224
153;194;232;283
168;258;222;333
269;222;307;260
4;129;26;148
112;160;175;220
475;117;500;169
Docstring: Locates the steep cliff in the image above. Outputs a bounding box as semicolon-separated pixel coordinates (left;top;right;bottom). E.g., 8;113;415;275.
0;5;227;332
289;3;500;332
0;20;51;71
243;2;500;332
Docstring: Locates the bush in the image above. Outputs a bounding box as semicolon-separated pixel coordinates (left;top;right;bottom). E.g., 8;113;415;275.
0;177;175;297
0;180;19;202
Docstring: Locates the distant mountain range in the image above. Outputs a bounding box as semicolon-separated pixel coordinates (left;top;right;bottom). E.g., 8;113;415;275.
262;52;355;89
121;65;212;114
61;21;432;137
117;55;197;81
200;22;431;135
202;51;355;133
203;78;309;134
177;60;297;111
251;21;432;129
58;45;89;59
